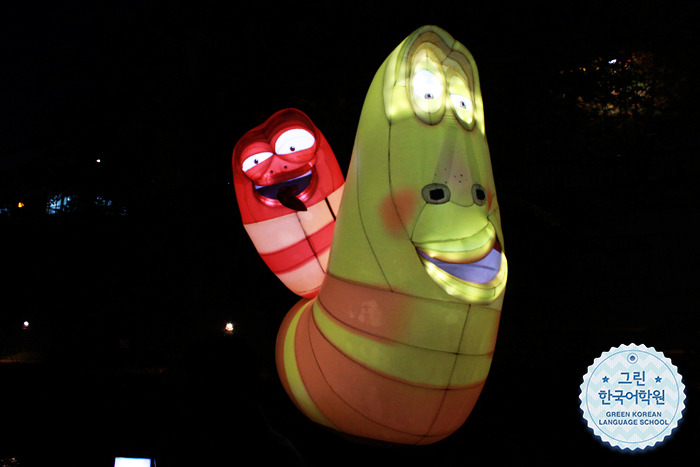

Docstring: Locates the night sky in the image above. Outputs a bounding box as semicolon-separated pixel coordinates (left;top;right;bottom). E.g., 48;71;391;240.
2;1;699;466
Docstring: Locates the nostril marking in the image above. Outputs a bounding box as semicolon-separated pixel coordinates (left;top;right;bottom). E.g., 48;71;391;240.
472;184;487;205
422;183;450;204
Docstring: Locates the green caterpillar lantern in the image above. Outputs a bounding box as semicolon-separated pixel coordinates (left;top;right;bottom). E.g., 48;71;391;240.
274;25;508;445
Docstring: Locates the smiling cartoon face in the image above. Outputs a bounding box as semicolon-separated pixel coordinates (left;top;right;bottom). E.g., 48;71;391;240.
233;108;344;224
274;27;508;444
387;27;507;304
327;25;506;305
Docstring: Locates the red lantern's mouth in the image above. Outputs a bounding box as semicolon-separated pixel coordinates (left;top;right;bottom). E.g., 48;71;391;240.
254;170;314;211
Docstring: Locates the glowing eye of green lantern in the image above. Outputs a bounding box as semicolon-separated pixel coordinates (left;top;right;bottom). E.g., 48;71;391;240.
410;56;446;124
448;75;475;130
411;69;445;124
413;69;443;101
275;129;315;155
242;151;273;172
451;94;471;110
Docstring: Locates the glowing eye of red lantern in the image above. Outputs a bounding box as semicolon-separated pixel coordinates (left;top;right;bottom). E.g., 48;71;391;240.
275;129;315;155
242;151;273;172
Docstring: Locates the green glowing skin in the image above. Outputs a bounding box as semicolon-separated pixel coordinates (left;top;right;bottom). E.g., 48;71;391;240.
276;26;508;444
327;25;507;305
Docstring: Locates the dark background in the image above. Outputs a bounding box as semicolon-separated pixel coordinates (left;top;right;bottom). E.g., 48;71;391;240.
1;1;698;465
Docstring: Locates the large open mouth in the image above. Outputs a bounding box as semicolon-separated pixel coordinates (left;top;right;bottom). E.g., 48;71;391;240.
255;170;313;211
418;240;502;284
416;238;507;304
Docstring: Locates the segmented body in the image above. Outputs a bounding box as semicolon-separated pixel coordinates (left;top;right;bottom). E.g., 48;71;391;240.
275;26;508;445
276;275;504;444
233;108;345;298
242;186;343;297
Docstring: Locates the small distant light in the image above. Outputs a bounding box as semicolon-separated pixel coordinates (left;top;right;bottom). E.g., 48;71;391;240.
18;202;25;208
225;322;235;334
608;59;617;64
96;158;102;163
23;321;29;329
114;458;151;467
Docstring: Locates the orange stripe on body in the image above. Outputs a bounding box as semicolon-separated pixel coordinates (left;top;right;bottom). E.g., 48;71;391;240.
318;274;471;353
293;298;430;444
286;298;480;444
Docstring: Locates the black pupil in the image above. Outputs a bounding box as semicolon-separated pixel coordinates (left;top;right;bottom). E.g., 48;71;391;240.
429;188;445;200
476;189;486;200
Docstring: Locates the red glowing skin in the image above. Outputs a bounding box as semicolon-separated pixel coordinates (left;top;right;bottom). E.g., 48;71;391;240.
232;109;345;298
233;108;344;224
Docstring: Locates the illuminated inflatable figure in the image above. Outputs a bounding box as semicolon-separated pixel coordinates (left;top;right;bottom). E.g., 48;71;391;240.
233;108;345;298
276;25;507;445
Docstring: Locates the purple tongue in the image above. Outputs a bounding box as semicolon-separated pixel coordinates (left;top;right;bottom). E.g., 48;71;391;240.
419;248;501;283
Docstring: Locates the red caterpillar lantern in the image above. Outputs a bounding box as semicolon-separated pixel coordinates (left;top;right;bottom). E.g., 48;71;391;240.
232;109;345;298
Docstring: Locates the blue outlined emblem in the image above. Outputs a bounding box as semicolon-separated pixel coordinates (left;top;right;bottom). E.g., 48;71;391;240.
579;344;685;450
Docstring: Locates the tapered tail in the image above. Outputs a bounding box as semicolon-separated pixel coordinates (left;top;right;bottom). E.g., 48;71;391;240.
275;293;487;445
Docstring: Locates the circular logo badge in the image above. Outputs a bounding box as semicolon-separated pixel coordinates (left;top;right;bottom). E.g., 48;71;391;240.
579;343;685;451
